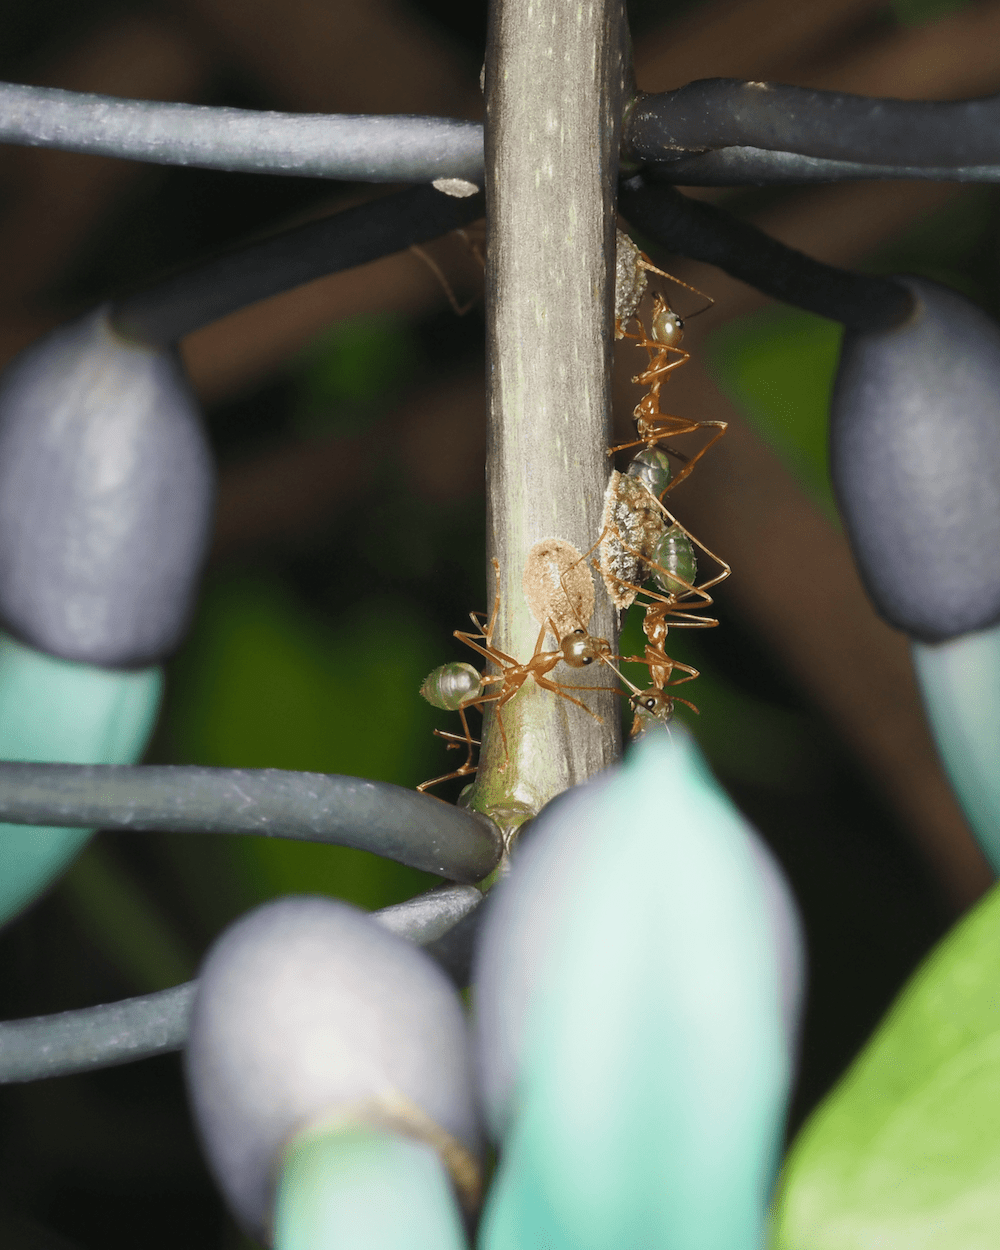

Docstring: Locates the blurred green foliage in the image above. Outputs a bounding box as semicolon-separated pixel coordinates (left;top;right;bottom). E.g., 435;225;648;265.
163;572;443;913
59;843;197;992
707;308;842;520
291;313;419;437
890;0;973;27
867;188;997;308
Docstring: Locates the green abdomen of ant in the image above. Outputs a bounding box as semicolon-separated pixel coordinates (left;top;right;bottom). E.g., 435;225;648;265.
649;526;698;596
420;661;483;711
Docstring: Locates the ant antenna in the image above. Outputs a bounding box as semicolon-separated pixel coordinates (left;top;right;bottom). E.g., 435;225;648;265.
637;253;714;320
409;227;485;317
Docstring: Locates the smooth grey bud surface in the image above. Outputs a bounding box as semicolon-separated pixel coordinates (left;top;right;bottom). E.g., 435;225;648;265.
0;305;214;664
831;276;1000;640
185;896;480;1243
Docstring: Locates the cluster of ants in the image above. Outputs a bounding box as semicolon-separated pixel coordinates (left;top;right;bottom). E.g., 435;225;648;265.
417;232;730;793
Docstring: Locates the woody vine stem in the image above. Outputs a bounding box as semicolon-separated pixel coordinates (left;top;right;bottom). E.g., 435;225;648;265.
464;0;630;836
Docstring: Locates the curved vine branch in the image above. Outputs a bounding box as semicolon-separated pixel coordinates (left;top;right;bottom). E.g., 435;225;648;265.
0;885;484;1083
0;82;483;183
619;176;914;331
624;79;1000;167
0;763;503;884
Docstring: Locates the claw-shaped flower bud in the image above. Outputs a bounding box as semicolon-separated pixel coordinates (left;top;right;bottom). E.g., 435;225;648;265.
185;896;481;1247
0;305;214;665
474;729;804;1250
831;276;1000;642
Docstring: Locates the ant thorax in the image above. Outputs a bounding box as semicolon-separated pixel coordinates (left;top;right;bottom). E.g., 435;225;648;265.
598;470;666;610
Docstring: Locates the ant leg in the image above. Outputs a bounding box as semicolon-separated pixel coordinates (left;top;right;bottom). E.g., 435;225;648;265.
542;678;621;694
453;705;480;766
455;225;486;270
485;558;502;645
434;728;482;750
465;610;488;639
616;320;649;346
619;653;700;685
531;672;605;722
634;412;707;443
454;629;521;671
608;416;703;458
564;527;612;591
409;244;478;317
417;760;479;792
649;610;720;629
418;705;483;793
468;680;528;765
607;434;653;457
658;422;728;493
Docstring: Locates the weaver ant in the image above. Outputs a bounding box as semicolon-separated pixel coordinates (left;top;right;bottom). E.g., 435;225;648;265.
620;670;700;737
611;234;726;496
457;561;626;765
611;292;727;494
611;516;731;637
607;644;699;738
418;554;624;789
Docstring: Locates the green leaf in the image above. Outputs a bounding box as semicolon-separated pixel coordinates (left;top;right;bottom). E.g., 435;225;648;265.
773;879;1000;1249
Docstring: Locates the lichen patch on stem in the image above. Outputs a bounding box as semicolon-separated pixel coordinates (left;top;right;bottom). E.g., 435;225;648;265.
522;538;596;639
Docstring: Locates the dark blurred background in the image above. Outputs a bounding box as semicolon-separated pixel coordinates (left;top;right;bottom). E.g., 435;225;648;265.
0;0;998;1244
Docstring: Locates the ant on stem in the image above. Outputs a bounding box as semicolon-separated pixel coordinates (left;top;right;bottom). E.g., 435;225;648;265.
418;558;624;789
596;470;730;626
610;519;731;641
611;234;726;496
454;560;622;767
593;480;730;731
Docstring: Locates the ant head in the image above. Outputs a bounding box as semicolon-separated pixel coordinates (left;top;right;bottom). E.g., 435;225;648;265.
630;687;673;718
650;295;684;349
561;629;611;668
629;687;675;736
